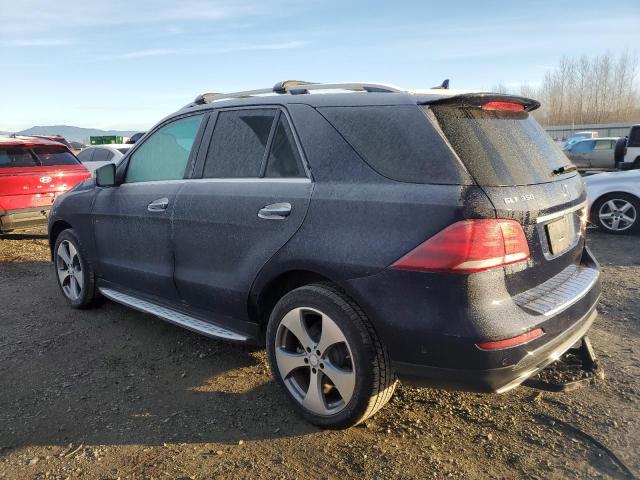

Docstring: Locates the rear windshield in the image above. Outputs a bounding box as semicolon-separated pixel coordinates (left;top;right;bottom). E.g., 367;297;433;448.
319;105;472;184
0;146;79;168
0;147;37;168
32;146;80;166
429;105;573;186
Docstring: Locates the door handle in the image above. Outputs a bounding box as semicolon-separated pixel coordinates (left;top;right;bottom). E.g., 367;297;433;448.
258;202;292;220
147;197;169;212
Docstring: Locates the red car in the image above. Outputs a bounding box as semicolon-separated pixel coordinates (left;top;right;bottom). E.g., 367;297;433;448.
0;136;91;233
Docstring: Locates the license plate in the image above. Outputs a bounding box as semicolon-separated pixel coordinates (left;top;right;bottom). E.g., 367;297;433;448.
546;216;572;255
33;196;54;206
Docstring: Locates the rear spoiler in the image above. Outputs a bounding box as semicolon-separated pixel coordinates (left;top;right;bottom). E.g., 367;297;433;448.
421;93;541;112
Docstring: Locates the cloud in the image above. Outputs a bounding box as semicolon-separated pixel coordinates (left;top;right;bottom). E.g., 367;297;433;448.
94;40;309;62
0;0;293;33
211;41;309;54
250;41;308;51
121;49;179;59
6;39;72;47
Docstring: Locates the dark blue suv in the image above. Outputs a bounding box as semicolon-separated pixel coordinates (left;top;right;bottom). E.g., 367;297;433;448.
48;81;601;429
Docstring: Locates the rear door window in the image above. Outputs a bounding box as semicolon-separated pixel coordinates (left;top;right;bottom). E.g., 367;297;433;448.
203;109;276;178
265;116;306;178
0;147;38;168
430;104;578;186
594;140;613;150
32;146;80;166
319;105;470;184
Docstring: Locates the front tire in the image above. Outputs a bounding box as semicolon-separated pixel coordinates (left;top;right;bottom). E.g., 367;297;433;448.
266;283;396;429
591;193;640;235
53;229;100;308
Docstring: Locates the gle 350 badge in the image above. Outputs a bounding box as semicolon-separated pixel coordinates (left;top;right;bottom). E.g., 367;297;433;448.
504;193;535;205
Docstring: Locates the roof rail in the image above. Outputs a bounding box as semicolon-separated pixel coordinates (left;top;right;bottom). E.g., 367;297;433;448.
273;80;314;94
188;81;405;107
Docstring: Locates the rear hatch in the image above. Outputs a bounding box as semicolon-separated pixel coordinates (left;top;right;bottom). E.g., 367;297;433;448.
0;145;90;211
425;95;587;295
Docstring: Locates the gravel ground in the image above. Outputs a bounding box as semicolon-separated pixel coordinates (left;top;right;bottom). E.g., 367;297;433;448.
0;227;638;479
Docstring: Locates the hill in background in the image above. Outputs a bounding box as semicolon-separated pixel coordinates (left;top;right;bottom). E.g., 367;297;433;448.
15;125;140;144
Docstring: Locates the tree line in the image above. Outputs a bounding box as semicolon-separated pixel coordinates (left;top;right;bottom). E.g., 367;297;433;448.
494;52;639;126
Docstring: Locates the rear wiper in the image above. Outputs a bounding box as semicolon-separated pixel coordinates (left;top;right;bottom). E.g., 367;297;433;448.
552;164;577;176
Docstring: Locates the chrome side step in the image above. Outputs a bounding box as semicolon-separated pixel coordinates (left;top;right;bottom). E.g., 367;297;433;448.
99;287;248;342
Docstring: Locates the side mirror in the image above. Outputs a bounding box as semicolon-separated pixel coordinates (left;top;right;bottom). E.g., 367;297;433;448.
95;163;116;187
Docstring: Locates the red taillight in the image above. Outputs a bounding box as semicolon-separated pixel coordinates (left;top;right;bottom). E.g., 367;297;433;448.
482;101;524;112
390;219;530;274
476;328;544;350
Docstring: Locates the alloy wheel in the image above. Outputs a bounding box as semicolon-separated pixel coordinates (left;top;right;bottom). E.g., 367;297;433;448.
274;307;356;416
598;199;637;232
56;240;84;301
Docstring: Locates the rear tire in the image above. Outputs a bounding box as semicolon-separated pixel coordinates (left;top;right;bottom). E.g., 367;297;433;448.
53;229;101;308
591;193;640;235
266;283;396;429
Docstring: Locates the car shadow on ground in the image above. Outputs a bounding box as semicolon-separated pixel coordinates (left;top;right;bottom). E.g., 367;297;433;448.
0;262;317;451
0;232;48;240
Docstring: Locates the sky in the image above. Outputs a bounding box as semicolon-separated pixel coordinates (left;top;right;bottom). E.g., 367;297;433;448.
0;0;638;132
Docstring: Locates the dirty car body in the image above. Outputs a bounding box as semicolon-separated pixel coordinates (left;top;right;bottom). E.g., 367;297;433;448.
47;82;601;426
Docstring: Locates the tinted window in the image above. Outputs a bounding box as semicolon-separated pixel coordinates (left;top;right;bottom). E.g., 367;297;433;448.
126;114;204;183
572;140;595;153
32;146;79;166
265;116;305;178
0;147;37;168
77;149;94;162
431;105;577;186
628;126;640;148
93;148;114;162
319;105;470;184
203;109;276;178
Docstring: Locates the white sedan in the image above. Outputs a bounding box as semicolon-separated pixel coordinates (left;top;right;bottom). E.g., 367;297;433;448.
76;144;132;174
584;169;640;234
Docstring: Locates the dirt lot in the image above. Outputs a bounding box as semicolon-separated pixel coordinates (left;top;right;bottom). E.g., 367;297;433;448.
0;228;638;479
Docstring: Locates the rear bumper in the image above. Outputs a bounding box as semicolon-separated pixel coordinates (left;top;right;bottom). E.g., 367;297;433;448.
344;245;601;393
0;206;51;232
393;304;598;393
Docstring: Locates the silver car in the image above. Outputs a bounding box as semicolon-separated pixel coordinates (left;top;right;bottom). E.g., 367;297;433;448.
584;169;640;234
76;144;132;173
565;137;618;170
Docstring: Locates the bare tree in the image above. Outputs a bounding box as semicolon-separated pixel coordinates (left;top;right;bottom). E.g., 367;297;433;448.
532;52;640;125
493;52;639;125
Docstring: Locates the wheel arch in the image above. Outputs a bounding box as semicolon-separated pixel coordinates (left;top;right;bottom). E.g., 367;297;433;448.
49;220;73;260
250;268;341;333
590;190;640;215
